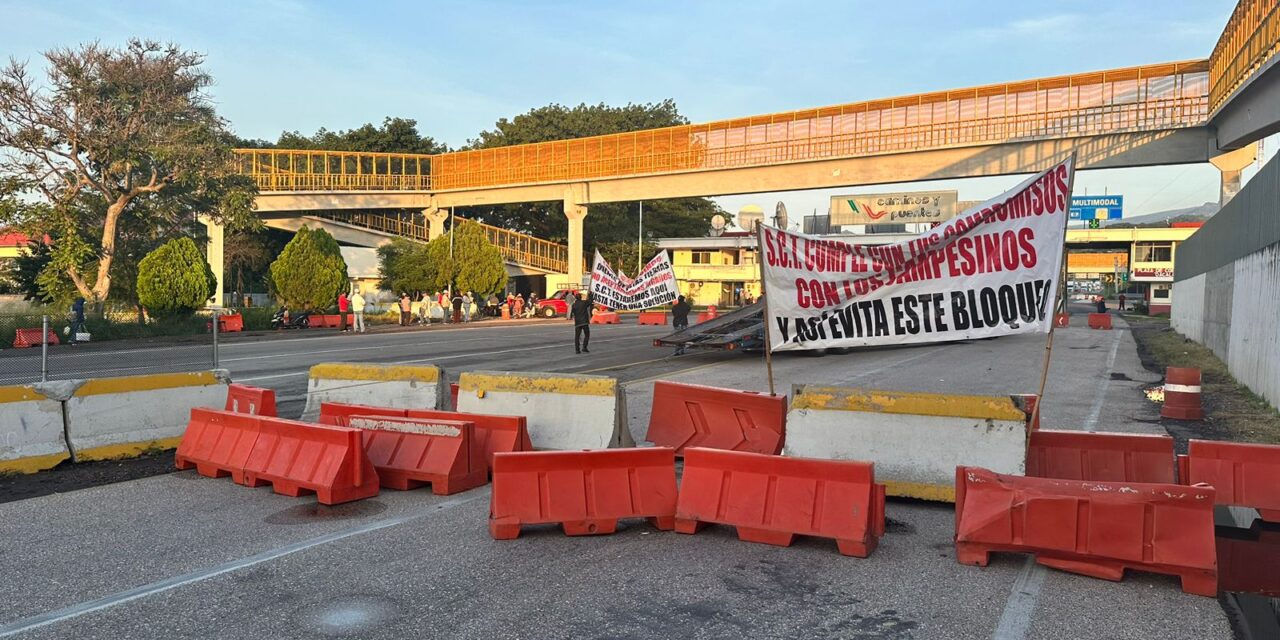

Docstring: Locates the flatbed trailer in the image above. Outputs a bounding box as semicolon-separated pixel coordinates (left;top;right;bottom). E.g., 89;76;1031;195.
652;302;765;352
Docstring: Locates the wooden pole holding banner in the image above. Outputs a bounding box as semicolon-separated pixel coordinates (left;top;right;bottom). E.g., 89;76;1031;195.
755;222;777;396
1030;153;1078;430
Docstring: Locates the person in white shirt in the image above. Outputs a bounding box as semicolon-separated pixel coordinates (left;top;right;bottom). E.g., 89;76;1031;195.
351;291;367;333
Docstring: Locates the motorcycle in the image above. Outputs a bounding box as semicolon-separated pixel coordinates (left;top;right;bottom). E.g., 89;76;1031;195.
270;307;311;330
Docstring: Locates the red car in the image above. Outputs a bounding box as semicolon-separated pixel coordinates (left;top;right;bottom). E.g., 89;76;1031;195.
536;289;579;318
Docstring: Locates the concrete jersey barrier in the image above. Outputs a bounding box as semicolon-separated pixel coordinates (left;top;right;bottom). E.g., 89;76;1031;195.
457;370;632;450
785;385;1029;502
0;384;71;473
301;363;447;422
65;371;230;461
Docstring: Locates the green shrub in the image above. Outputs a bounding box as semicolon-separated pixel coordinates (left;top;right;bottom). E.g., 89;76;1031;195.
135;237;217;318
268;226;348;310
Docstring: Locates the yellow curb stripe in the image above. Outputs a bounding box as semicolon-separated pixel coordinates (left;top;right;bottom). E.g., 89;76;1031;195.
73;372;220;397
883;479;956;503
0;452;70;475
0;385;48;403
310;363;440;383
459;371;616;397
72;436;185;462
792;386;1026;421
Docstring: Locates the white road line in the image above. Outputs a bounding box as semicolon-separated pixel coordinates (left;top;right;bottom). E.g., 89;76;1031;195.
989;328;1124;640
235;335;645;383
0;492;485;638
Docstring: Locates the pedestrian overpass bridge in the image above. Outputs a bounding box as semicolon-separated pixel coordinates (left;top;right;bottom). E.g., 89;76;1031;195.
226;0;1280;287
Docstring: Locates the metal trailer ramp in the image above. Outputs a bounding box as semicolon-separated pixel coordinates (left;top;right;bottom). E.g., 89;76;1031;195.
653;303;764;352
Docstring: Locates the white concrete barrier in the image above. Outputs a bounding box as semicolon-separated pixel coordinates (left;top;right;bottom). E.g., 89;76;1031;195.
65;371;230;461
301;363;447;422
0;383;70;473
785;385;1029;502
456;371;632;450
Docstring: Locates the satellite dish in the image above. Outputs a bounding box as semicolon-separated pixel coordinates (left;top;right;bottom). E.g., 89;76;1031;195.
709;214;726;237
737;205;764;232
775;202;789;230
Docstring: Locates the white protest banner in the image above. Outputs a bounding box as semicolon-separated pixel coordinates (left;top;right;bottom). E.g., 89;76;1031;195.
761;157;1073;351
590;250;681;310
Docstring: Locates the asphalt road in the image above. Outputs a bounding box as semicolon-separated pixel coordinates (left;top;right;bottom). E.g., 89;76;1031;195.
0;312;1236;639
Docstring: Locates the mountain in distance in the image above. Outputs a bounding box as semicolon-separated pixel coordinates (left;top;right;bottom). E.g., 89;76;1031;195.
1103;202;1219;228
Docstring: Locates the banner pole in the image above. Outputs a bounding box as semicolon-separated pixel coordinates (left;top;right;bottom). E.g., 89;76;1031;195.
1030;153;1078;429
756;223;777;396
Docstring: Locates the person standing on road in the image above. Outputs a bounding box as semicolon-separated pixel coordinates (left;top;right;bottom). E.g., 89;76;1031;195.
351;291;367;333
671;295;691;331
451;290;464;324
399;293;412;326
337;291;350;332
571;291;593;354
1096;295;1107;314
462;291;473;322
1118;293;1126;311
69;296;86;345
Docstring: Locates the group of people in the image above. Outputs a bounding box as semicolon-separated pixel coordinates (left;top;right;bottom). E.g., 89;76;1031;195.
335;290;368;333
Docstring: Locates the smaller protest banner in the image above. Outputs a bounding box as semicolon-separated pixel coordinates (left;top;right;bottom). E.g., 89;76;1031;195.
590;250;681;310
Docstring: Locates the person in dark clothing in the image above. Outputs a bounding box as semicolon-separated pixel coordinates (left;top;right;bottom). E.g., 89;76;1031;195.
671;295;691;330
69;297;86;344
452;291;464;323
1096;296;1107;313
570;292;593;353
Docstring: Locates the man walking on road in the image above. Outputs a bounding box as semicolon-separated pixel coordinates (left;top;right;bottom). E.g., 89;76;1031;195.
571;291;593;354
463;291;473;322
69;297;86;344
337;291;350;332
399;293;412;326
351;291;366;333
671;295;691;331
1118;293;1126;311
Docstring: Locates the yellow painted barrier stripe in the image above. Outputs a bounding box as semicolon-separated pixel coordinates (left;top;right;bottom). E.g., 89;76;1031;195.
0;452;69;475
72;436;184;462
309;363;440;383
74;371;220;397
0;385;47;403
459;371;616;397
883;479;956;503
791;386;1026;421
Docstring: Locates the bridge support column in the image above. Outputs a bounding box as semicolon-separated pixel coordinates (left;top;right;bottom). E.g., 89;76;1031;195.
200;215;224;308
424;207;449;240
565;200;588;285
1210;142;1258;206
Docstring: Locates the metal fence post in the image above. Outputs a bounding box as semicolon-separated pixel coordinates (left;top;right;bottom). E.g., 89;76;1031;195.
41;315;49;382
212;310;220;369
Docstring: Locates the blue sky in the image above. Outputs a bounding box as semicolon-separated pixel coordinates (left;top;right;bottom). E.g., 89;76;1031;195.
1;0;1264;223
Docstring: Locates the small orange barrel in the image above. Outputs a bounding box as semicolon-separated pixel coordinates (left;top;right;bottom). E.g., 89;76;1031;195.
1162;367;1203;420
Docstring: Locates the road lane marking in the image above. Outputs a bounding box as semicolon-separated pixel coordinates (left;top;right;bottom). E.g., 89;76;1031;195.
990;328;1124;640
0;492;486;638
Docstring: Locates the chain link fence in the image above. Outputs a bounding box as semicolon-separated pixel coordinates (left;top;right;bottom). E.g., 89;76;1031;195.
0;311;223;386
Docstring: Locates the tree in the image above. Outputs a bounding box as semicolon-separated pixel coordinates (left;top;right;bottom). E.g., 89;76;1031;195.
595;241;660;277
135;237;216;317
460;102;723;247
242;117;446;155
224;228;285;297
0;39;257;305
268;226;348;309
451;221;507;297
377;237;441;295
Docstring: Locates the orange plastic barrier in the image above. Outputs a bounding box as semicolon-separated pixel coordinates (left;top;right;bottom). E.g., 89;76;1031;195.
954;466;1217;596
645;380;785;455
1027;430;1175;483
637;311;667;325
217;314;244;332
489;447;677;539
317;401;407;426
242;417;380;505
675;447;885;557
319;402;533;475
1087;313;1112;330
406;408;532;475
346;415;487;494
224;383;277;416
590;312;620;325
1162;367;1203;420
1178;439;1280;522
174;408;262;484
1053;312;1070;328
12;327;58;348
